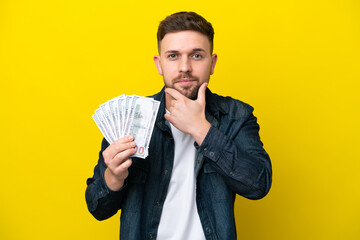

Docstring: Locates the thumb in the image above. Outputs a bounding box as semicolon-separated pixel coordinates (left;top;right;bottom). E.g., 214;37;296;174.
196;83;208;105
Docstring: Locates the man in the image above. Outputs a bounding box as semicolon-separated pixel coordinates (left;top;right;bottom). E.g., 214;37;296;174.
86;11;272;240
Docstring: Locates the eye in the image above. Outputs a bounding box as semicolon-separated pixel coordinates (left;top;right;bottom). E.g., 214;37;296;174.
192;53;202;59
167;54;178;60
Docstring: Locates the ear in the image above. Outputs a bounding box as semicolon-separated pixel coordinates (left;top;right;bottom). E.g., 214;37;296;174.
210;53;218;75
154;55;163;75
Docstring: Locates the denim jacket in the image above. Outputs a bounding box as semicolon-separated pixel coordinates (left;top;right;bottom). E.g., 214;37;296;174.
85;88;272;240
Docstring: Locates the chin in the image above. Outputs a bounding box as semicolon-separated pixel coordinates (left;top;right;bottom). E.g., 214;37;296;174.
166;84;199;100
181;89;198;100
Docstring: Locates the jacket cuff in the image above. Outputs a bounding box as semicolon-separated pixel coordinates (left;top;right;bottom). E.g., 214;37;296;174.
86;171;127;212
196;126;221;161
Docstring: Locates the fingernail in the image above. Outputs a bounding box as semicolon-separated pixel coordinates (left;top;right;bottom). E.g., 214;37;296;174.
127;135;133;140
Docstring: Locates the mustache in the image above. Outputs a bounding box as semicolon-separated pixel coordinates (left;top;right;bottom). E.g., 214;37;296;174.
173;73;199;82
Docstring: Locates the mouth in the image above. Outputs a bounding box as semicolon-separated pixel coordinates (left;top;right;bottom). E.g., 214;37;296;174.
175;78;196;86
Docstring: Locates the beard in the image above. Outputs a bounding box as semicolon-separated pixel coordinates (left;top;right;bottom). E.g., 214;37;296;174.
165;73;202;100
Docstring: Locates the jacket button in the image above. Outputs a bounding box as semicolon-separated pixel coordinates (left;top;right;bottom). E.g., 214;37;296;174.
210;152;214;157
164;169;168;175
156;201;161;206
149;234;154;239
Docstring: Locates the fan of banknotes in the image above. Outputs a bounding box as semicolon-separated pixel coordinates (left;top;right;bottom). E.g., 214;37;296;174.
92;95;160;159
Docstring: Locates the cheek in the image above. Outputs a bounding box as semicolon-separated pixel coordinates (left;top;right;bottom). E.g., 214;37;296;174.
162;64;177;76
197;63;212;78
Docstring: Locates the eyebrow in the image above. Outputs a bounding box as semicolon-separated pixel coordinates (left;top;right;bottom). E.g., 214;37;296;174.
164;48;207;54
192;48;206;53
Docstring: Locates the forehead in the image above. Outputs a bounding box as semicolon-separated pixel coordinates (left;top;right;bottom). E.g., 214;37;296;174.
159;30;211;54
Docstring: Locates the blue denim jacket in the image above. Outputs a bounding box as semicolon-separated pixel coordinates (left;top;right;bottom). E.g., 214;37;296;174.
86;88;272;239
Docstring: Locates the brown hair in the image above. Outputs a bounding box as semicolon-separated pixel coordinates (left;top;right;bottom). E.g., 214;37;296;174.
157;11;215;53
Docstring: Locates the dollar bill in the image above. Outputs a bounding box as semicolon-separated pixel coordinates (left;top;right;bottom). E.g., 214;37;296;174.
92;94;160;159
92;114;112;144
94;108;116;143
143;98;160;151
126;96;156;158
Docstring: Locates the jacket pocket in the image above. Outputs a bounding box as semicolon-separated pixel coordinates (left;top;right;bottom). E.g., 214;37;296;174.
203;163;230;202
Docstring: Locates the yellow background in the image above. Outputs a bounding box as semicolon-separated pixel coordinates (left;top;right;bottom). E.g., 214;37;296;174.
1;0;359;239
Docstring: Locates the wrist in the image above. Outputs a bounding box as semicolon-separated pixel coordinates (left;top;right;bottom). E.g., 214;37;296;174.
104;168;125;191
192;120;211;146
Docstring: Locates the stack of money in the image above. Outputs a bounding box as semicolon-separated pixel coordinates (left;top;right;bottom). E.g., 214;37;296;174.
92;95;160;159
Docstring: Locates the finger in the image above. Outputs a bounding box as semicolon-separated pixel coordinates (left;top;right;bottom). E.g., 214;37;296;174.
107;140;135;159
117;158;133;172
114;135;134;144
112;158;133;176
122;158;133;169
104;137;135;160
196;83;207;106
165;87;185;100
111;148;136;167
167;105;174;113
166;96;176;112
164;113;173;124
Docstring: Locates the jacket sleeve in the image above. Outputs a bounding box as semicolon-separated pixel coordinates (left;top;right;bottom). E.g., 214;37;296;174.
198;110;272;200
85;138;127;220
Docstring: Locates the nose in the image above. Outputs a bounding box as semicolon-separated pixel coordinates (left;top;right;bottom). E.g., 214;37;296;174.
179;57;192;73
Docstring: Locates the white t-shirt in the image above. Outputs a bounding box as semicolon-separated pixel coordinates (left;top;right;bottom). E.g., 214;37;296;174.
156;121;206;240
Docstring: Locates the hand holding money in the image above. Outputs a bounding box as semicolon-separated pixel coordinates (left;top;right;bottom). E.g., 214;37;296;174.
92;95;160;159
103;136;136;191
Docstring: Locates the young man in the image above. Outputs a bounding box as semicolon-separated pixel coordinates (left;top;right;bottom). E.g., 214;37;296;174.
86;12;272;240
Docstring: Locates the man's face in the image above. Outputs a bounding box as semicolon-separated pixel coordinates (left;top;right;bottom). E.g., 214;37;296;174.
154;31;217;100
